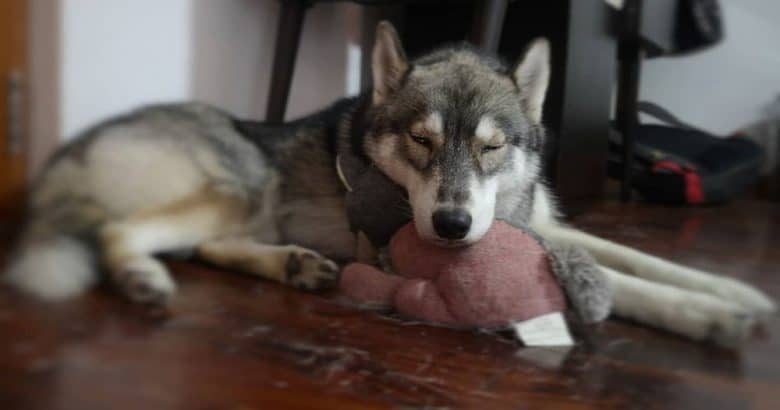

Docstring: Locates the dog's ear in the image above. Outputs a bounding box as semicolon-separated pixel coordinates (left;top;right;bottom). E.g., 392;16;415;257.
512;38;551;123
372;21;408;105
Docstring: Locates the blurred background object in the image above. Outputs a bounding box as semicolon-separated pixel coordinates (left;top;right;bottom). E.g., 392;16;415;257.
5;0;780;208
0;0;27;223
740;96;780;200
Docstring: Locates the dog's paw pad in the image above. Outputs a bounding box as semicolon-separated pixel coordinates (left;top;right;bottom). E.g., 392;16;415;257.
285;250;340;291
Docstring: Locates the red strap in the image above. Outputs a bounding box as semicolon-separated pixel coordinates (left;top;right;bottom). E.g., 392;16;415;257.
652;160;685;174
685;171;704;204
652;161;704;204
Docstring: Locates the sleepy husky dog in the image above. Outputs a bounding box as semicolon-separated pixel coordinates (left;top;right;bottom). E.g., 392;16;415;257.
5;22;774;346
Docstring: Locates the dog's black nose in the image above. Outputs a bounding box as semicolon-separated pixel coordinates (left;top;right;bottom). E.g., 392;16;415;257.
432;209;472;240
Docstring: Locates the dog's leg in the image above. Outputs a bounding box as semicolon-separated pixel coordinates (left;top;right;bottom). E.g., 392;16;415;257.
197;237;340;291
537;224;776;316
602;265;755;347
100;187;248;304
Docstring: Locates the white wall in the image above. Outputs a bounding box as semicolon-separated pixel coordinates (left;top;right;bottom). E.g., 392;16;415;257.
60;0;193;139
640;0;780;135
284;2;357;120
57;0;358;141
190;0;358;121
190;0;278;119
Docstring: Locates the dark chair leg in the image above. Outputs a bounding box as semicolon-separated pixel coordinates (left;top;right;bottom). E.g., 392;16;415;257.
469;0;508;52
543;0;616;213
615;0;643;202
265;0;309;123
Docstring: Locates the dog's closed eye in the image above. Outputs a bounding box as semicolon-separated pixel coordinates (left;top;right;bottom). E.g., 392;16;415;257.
481;144;505;154
409;133;432;148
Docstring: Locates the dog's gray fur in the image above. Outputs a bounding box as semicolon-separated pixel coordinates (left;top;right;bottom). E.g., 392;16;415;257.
4;22;774;346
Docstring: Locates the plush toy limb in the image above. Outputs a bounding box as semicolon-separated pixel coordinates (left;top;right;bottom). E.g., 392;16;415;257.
545;242;612;324
341;263;404;308
394;279;457;325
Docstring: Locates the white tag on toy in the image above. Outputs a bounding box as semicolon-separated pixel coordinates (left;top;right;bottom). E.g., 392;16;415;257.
513;312;573;346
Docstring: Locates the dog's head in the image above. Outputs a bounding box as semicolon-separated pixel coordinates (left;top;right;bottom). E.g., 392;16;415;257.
363;22;551;246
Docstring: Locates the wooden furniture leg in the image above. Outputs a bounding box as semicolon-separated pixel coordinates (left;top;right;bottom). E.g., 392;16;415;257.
265;0;310;123
468;0;508;52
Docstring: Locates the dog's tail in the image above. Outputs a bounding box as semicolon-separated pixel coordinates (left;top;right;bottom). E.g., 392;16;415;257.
4;201;107;301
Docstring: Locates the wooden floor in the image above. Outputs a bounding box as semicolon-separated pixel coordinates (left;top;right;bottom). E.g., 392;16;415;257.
0;201;778;409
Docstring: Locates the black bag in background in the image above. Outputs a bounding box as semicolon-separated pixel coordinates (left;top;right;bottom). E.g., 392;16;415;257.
673;0;724;54
608;102;764;205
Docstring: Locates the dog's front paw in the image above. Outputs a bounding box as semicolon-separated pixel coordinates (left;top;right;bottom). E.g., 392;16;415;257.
679;292;757;348
687;300;757;348
284;249;341;291
709;308;757;349
115;257;177;305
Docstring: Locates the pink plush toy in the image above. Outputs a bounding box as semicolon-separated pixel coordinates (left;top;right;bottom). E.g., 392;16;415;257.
337;160;610;336
340;221;569;328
